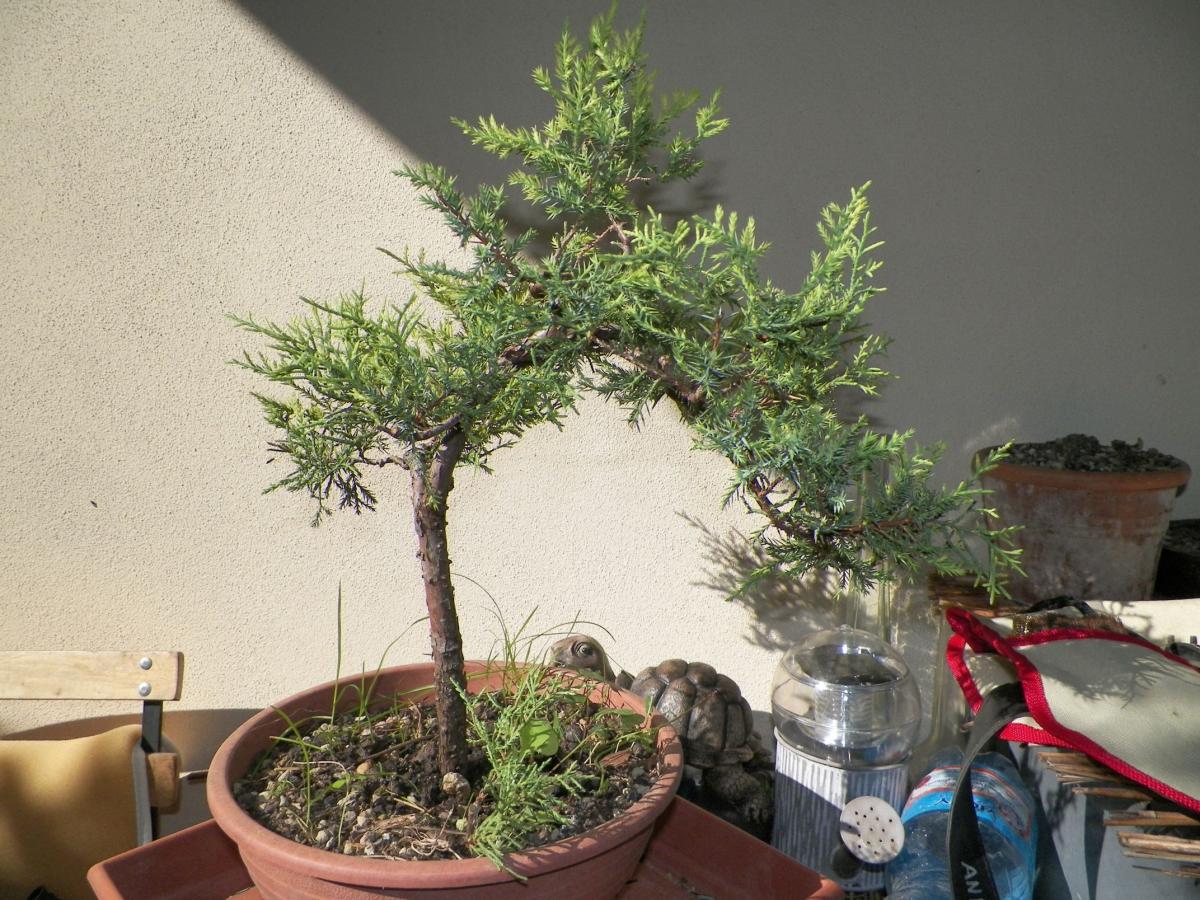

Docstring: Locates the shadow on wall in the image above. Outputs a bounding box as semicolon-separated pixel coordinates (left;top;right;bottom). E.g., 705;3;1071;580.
235;1;733;268
682;514;842;652
233;1;733;214
684;513;948;658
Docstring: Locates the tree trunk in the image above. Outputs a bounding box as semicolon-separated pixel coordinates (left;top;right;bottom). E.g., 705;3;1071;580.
409;428;469;777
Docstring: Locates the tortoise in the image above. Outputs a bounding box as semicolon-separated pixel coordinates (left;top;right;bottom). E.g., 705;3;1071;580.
549;634;773;831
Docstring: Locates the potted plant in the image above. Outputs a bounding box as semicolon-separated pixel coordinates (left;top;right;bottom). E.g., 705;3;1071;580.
215;7;1019;897
978;434;1189;604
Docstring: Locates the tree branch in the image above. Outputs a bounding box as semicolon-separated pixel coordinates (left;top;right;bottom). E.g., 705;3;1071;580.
585;335;707;412
838;517;915;537
380;415;466;450
430;185;524;281
748;476;916;544
748;475;800;538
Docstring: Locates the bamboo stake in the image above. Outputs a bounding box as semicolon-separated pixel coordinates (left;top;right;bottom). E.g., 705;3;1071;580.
1072;786;1153;801
1105;810;1200;828
1119;833;1200;864
1131;864;1200;878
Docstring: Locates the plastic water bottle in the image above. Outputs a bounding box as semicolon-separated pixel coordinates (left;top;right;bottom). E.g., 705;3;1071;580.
886;748;1037;900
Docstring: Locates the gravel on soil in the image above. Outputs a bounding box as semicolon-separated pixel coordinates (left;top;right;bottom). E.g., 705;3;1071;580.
1004;433;1185;473
234;691;660;862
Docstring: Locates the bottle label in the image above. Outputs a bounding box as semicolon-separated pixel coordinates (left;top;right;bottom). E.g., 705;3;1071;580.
902;763;1035;853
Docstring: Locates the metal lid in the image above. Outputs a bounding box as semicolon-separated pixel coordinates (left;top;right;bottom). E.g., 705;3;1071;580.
839;795;905;864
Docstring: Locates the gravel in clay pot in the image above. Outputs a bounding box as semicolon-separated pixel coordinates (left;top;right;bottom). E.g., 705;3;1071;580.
207;663;684;900
978;435;1190;604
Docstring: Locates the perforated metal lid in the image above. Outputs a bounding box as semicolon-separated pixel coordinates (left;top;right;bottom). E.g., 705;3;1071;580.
838;795;905;864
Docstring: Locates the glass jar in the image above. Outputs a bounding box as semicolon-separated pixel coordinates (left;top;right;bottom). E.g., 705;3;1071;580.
772;626;921;768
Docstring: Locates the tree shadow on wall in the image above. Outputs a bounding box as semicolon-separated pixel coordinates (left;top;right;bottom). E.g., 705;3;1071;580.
234;0;733;257
681;514;844;653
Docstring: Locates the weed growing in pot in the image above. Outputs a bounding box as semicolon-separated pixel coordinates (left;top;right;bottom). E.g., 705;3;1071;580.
461;612;656;868
460;665;657;871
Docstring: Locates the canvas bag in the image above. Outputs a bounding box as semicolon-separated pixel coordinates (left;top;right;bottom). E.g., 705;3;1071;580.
941;606;1200;900
945;607;1200;814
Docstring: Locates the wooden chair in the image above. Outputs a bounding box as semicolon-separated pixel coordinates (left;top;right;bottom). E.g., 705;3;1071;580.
0;650;184;845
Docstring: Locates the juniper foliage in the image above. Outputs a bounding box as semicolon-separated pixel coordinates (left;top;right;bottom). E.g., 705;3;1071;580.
234;7;1019;775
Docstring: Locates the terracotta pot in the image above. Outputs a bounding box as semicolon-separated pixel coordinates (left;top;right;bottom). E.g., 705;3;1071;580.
978;447;1190;603
207;663;684;900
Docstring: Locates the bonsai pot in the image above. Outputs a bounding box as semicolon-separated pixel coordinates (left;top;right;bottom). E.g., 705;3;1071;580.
207;662;684;900
978;446;1190;604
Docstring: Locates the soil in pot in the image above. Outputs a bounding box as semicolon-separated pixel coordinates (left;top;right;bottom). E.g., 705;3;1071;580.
1004;433;1186;473
233;670;662;866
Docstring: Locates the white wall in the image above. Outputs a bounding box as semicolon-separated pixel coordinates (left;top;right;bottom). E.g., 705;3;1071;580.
2;0;1197;763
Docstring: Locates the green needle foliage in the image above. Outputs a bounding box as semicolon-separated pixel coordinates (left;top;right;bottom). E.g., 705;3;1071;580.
234;6;1019;777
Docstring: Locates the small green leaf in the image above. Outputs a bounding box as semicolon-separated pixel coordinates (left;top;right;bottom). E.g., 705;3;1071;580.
518;719;561;757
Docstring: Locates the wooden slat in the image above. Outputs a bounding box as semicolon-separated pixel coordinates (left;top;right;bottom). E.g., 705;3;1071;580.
1163;865;1200;878
0;651;182;700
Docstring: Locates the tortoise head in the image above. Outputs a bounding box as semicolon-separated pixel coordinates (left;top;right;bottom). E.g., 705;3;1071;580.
548;633;615;682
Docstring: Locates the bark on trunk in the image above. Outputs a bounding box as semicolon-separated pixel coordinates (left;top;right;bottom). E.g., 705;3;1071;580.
409;429;470;777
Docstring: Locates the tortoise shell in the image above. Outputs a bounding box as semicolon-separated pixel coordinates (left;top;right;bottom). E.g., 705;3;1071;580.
627;659;756;768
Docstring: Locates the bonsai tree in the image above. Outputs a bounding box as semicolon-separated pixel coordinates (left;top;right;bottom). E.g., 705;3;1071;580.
235;9;1018;779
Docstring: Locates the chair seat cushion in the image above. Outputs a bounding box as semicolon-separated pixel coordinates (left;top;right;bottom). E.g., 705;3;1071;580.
0;724;140;900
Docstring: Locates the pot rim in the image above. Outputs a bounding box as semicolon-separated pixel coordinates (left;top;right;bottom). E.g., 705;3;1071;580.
207;661;684;889
976;445;1191;493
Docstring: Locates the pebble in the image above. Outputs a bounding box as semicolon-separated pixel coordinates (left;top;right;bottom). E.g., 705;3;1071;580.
1008;434;1184;473
441;771;470;799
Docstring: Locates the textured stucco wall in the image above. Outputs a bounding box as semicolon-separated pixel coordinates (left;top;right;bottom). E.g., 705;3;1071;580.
2;0;1198;765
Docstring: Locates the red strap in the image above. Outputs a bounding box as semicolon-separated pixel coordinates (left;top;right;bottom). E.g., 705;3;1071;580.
944;609;1200;814
945;614;1062;747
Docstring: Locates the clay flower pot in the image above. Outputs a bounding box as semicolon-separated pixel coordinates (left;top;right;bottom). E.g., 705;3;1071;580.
207;663;684;900
978;447;1190;603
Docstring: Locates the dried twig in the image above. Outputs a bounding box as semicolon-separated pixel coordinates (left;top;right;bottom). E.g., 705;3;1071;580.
1038;751;1128;784
928;575;1025;617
